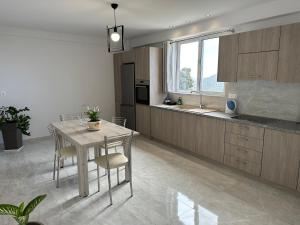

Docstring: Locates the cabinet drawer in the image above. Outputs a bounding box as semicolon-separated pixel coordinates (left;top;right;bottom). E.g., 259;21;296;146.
225;133;263;151
224;155;261;176
225;144;262;163
226;122;264;139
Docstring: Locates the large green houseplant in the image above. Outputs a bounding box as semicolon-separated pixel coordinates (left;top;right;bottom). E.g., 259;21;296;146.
0;106;31;150
0;194;46;225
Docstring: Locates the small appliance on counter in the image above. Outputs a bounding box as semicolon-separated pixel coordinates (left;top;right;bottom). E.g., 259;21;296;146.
163;93;177;105
225;93;238;115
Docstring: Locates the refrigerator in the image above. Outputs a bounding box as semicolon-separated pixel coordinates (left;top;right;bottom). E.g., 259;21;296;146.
120;63;135;130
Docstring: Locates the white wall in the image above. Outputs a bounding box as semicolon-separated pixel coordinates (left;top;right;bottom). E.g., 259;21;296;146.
0;28;115;143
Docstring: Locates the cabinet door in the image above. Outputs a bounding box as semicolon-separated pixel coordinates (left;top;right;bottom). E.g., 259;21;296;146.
237;52;277;81
218;34;238;82
261;129;300;189
113;53;123;103
135;47;150;80
277;23;300;83
298;167;300;192
239;30;262;53
196;117;225;162
261;26;280;51
122;50;135;63
115;103;121;117
237;53;261;80
136;104;150;136
179;113;196;152
161;110;181;146
150;107;162;140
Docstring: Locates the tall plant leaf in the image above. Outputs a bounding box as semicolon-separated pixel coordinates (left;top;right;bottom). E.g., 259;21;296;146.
17;202;25;217
13;215;29;225
0;204;18;216
23;194;46;215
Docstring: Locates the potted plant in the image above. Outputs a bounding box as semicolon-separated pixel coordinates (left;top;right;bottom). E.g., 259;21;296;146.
0;106;31;150
0;194;46;225
85;106;102;130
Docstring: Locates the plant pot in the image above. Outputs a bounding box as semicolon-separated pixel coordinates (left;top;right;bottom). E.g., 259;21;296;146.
1;122;23;150
27;222;44;225
87;120;102;130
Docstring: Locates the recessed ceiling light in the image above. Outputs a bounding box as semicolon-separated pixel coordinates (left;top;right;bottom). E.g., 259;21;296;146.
206;13;212;17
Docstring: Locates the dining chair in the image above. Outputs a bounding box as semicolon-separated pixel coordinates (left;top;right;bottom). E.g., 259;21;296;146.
94;131;134;205
48;125;77;188
59;112;92;161
99;116;127;183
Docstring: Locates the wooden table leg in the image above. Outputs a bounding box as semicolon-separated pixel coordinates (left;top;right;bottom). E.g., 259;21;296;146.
76;146;89;197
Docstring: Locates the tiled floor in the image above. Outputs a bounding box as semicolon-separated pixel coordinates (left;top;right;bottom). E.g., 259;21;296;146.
0;136;300;225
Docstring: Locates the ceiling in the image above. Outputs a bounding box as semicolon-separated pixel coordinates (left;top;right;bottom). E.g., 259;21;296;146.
0;0;276;38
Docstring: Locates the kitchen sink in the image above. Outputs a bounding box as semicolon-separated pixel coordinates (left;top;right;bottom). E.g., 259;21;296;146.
173;105;217;113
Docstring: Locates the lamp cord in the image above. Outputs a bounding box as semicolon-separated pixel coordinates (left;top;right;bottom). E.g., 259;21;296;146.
114;9;117;28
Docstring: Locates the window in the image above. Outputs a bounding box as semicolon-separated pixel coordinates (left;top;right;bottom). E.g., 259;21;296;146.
175;37;224;95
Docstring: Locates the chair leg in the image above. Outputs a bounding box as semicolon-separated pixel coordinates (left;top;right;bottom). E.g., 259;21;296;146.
129;164;133;197
117;167;120;185
56;156;60;188
97;165;100;192
107;169;113;205
53;153;56;180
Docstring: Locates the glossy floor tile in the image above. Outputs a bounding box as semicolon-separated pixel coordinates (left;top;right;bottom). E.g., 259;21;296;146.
0;136;300;225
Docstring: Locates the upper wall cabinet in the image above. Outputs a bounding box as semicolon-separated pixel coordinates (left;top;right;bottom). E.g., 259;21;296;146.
122;50;135;63
218;34;239;82
238;26;280;53
277;23;300;83
237;51;278;80
135;47;150;80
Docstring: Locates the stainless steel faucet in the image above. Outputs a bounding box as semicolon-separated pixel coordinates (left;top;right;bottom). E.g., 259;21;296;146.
190;91;205;109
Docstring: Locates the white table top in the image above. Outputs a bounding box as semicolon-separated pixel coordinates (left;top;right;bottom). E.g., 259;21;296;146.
51;120;138;148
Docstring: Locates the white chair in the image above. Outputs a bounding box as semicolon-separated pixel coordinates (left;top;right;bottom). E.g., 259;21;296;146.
94;131;134;205
48;125;77;188
59;113;93;161
100;116;127;184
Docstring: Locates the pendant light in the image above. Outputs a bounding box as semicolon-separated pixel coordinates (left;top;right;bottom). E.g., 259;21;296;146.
107;3;124;52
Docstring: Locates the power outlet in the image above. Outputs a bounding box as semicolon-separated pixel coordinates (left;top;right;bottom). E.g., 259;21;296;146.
1;91;7;97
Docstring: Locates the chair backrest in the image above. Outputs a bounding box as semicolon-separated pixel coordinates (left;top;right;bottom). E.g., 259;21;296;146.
103;131;134;169
112;116;127;127
47;124;61;151
60;113;83;121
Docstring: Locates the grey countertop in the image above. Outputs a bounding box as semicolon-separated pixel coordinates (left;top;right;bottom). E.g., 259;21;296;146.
151;104;300;134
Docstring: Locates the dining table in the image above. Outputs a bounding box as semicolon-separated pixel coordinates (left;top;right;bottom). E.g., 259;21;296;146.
51;119;138;197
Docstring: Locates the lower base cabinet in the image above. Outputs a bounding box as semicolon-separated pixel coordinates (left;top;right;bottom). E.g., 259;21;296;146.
136;104;150;136
261;129;300;189
195;117;225;162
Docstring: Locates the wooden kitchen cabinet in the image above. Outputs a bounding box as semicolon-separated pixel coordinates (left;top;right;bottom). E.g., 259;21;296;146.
298;167;300;192
277;23;300;83
136;104;150;136
261;129;300;189
150;107;162;140
135;47;150;80
239;27;280;53
239;29;262;53
161;110;182;146
237;51;278;81
218;34;239;82
122;50;135;63
179;113;196;152
195;117;225;162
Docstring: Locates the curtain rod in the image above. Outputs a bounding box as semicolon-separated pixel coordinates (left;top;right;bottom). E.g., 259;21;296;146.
169;28;235;44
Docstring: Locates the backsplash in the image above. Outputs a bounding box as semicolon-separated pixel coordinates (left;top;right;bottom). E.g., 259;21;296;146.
168;81;300;122
227;81;300;122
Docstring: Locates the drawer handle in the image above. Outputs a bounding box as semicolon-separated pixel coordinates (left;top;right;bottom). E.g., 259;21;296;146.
235;159;248;165
239;136;249;141
238;148;248;154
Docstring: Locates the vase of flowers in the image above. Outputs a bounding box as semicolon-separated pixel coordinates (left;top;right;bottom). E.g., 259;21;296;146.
85;106;101;130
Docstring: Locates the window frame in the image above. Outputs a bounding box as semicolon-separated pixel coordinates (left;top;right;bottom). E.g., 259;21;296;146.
175;35;224;97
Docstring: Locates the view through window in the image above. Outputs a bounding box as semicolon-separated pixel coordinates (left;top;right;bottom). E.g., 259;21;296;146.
176;37;224;95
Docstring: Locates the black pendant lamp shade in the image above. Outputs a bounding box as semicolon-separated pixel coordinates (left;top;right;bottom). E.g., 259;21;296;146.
107;3;124;52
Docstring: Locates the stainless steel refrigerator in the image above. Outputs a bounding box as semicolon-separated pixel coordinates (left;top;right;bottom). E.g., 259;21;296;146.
120;63;135;130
